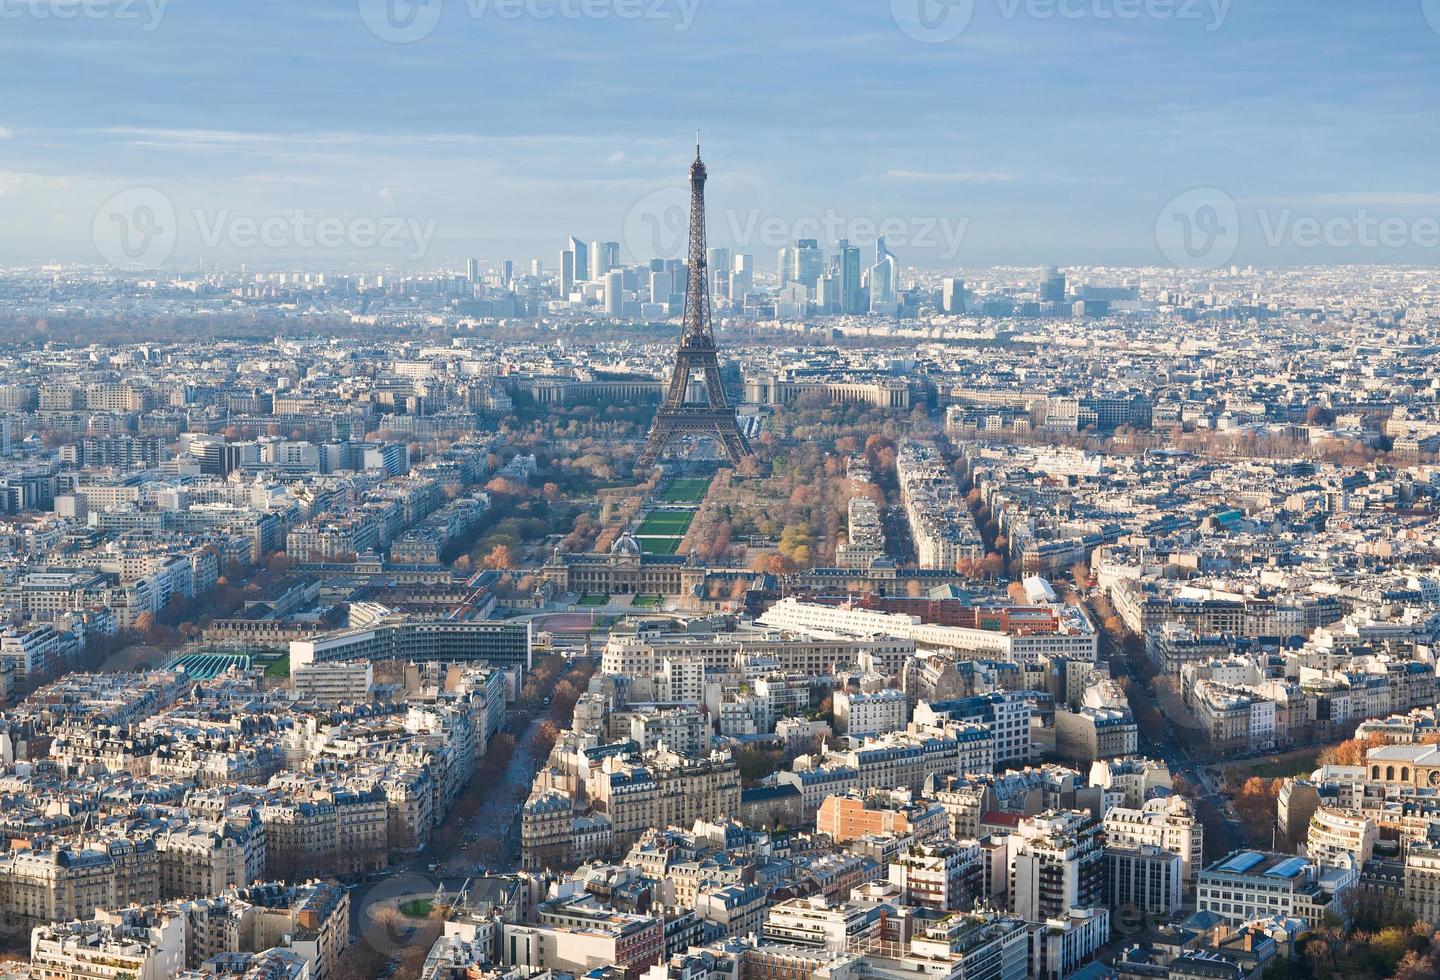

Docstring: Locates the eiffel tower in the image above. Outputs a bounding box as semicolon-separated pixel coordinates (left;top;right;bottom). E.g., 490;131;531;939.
636;137;754;471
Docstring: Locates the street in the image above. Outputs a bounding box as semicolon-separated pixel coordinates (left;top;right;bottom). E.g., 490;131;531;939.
1086;599;1248;861
342;664;577;977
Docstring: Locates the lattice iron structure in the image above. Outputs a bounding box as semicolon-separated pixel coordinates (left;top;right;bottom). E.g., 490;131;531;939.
636;138;754;470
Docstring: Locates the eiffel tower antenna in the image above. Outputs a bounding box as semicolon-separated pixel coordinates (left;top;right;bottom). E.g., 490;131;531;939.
636;137;754;471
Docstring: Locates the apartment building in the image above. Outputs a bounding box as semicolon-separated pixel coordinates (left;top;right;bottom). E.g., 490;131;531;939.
1101;796;1204;887
1197;851;1355;929
833;689;909;738
1305;806;1376;870
587;749;741;851
1105;844;1182;917
815;792;946;845
888;840;983;912
1008;810;1103;923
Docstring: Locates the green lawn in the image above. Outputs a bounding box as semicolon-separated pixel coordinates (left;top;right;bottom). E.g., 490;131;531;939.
639;537;682;555
660;478;711;503
399;899;433;918
637;510;694;536
263;654;290;679
1223;746;1324;782
577;594;609;607
633;594;664;607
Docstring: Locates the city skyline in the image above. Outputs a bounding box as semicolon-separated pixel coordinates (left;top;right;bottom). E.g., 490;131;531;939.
4;5;1440;979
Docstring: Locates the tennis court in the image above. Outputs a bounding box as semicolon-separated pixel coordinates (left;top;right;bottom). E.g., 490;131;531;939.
168;652;251;679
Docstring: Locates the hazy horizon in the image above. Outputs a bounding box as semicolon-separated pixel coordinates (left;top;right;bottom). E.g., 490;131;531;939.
2;1;1439;270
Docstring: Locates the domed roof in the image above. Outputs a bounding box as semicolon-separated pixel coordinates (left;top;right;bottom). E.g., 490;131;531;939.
612;533;643;557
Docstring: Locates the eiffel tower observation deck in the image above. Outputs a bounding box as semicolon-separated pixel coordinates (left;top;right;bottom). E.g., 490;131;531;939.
636;137;754;471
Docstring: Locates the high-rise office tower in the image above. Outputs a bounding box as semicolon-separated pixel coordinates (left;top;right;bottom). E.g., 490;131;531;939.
707;247;732;302
835;240;862;315
593;241;620;278
501;259;513;285
530;259;542;278
868;259;895;313
560;250;576;297
777;247;796;286
1041;266;1066;304
604;269;625;316
568;237;589;283
796;239;824;290
942;277;965;314
666;260;687;313
869;236;897;313
732;253;753;299
650;270;673;304
466;258;480;283
816;273;841;314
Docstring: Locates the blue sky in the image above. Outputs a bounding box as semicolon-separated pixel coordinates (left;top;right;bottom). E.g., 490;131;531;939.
2;0;1439;269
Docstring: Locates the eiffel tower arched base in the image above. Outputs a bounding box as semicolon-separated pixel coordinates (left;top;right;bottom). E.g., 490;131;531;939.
636;408;751;470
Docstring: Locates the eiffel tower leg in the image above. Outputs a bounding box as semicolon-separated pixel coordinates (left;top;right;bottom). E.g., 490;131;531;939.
636;423;673;471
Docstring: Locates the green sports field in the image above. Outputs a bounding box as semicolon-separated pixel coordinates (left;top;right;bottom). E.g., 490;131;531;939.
639;537;682;555
660;478;711;503
637;510;694;536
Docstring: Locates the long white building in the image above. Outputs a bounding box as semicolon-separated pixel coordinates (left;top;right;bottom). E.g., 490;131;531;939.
757;598;1096;664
